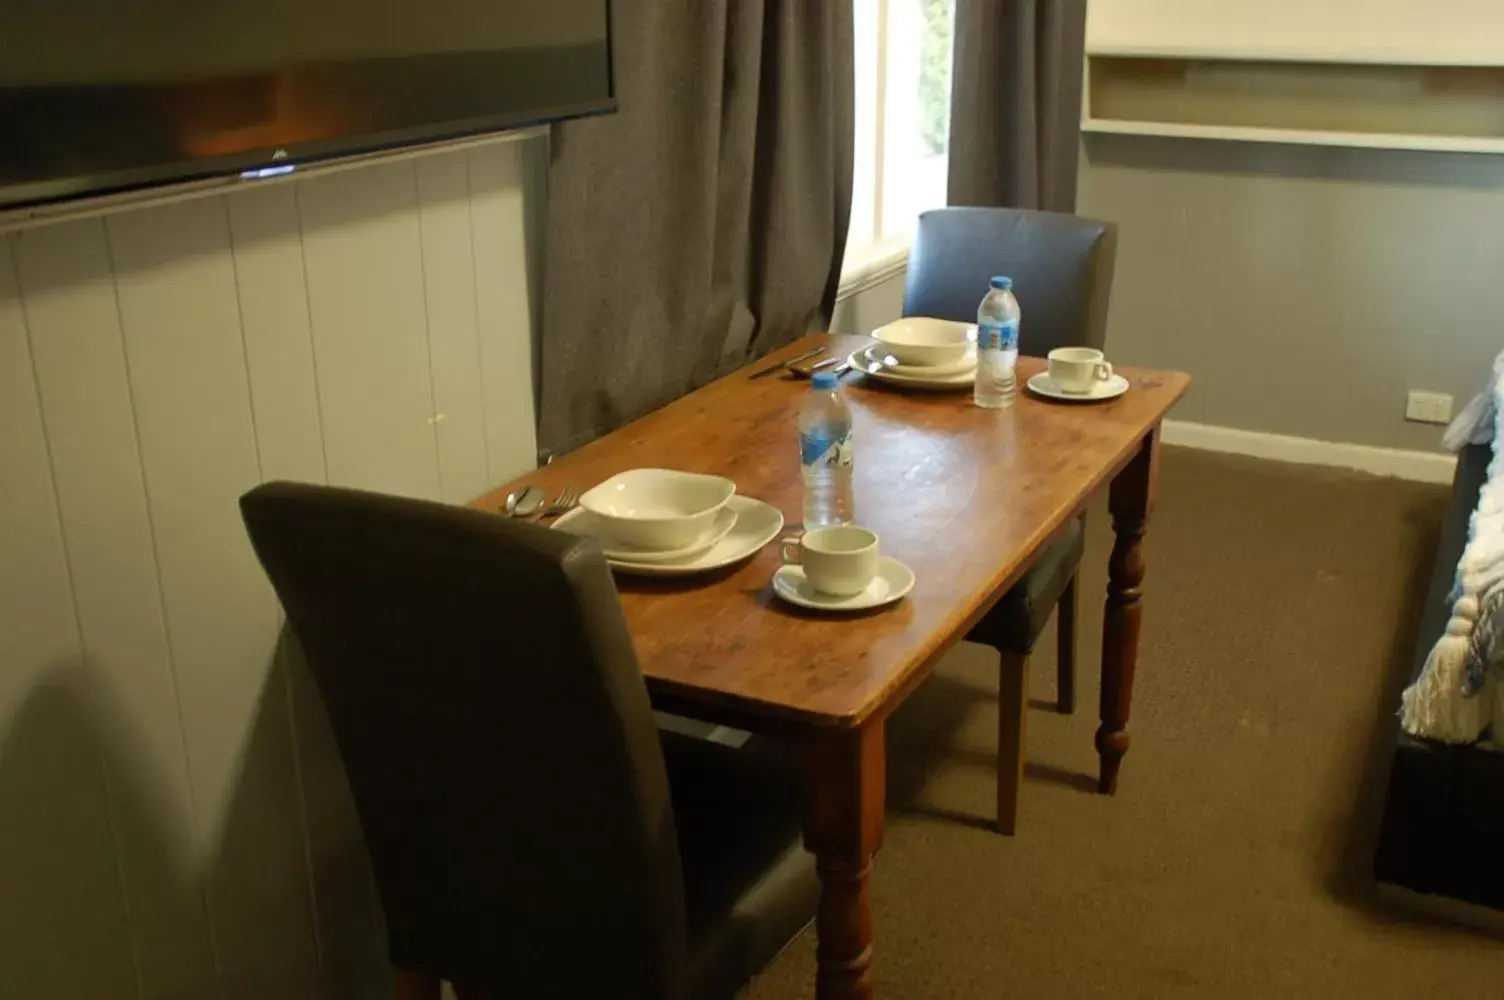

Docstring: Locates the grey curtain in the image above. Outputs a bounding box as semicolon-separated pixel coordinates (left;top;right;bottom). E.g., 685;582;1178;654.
947;0;1087;211
537;1;854;456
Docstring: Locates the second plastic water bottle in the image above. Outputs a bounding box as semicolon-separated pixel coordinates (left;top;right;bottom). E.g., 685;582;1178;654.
798;371;855;527
975;276;1020;409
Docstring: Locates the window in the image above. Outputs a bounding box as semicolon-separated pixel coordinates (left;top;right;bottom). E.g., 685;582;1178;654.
845;0;955;289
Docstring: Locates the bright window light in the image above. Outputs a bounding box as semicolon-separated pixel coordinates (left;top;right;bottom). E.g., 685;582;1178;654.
848;0;954;265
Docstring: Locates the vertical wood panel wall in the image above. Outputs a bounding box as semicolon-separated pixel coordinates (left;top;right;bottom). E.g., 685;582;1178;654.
0;140;540;1000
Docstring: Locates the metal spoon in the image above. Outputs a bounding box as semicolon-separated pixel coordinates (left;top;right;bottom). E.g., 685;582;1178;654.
503;484;544;517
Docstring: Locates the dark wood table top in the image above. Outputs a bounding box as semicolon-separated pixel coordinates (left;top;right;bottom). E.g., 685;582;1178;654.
474;333;1189;732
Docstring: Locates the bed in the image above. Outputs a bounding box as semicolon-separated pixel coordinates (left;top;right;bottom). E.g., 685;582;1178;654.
1378;418;1504;909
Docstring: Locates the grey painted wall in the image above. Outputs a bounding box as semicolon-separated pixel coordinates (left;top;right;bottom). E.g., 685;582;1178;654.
1078;134;1504;452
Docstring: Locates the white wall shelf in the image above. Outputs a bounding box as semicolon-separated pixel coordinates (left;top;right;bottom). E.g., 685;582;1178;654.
1083;0;1504;154
1083;54;1504;156
1086;0;1504;68
1086;43;1504;68
1081;118;1504;157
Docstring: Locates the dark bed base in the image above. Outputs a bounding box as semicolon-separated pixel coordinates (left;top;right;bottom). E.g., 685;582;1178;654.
1377;733;1504;908
1375;443;1504;910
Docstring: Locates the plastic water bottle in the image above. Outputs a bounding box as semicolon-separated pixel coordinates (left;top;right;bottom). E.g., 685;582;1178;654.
975;276;1020;409
798;371;855;527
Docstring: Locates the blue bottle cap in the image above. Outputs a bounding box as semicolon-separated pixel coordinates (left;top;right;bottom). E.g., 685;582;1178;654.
811;371;839;389
990;276;1013;290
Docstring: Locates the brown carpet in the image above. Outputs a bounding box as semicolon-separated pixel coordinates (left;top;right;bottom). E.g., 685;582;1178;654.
744;446;1504;999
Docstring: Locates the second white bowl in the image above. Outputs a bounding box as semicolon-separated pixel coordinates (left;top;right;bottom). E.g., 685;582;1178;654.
580;468;736;551
871;317;975;368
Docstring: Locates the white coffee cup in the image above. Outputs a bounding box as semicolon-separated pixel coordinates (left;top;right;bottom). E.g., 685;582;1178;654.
1047;347;1113;394
781;526;880;597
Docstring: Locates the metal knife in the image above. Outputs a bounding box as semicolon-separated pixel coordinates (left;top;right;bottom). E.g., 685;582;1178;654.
749;347;825;379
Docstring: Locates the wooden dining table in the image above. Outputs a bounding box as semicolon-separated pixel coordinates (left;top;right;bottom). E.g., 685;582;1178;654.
473;333;1190;999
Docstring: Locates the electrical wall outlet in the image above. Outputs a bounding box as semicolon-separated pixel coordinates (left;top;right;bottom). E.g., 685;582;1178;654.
1405;390;1453;425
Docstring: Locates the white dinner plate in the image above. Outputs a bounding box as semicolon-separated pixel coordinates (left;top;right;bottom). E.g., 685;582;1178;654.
594;505;738;563
845;350;975;390
772;556;915;611
553;495;784;576
860;345;977;378
1026;371;1130;403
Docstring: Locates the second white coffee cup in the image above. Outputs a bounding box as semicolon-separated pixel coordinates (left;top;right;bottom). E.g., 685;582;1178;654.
781;525;880;596
1047;347;1113;394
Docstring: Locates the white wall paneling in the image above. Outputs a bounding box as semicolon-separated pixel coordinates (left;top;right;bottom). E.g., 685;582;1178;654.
0;230;144;1000
226;185;328;486
0;139;542;999
298;162;444;500
416;154;491;505
108;198;322;994
12;217;221;999
224;182;385;994
467;143;540;482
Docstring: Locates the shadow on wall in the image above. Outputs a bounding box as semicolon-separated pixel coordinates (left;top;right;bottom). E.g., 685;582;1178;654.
0;637;391;1000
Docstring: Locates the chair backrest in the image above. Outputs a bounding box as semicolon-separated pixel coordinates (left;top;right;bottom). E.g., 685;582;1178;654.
903;206;1118;356
240;482;688;998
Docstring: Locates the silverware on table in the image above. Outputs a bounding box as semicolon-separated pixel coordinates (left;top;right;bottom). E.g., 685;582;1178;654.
788;356;842;379
749;347;824;380
503;484;544;517
849;352;898;376
532;488;580;520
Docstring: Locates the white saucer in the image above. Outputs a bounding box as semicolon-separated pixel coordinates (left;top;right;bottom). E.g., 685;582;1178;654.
772;556;915;611
846;350;975;390
554;495;784;576
596;505;738;563
1026;372;1130;402
860;345;977;378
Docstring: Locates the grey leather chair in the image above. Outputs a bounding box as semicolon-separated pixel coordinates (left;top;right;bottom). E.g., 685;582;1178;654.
904;206;1118;833
240;482;818;1000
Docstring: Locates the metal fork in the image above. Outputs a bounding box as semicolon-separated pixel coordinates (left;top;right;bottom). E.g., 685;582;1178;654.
532;487;579;520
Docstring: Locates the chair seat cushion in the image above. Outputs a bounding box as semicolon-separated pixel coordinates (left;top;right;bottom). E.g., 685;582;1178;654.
966;517;1084;653
659;731;819;1000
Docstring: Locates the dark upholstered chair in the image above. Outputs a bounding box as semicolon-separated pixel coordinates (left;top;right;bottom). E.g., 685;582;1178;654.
904;207;1118;834
240;482;818;1000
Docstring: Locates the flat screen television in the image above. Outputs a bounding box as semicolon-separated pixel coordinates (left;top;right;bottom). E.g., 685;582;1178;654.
0;0;613;210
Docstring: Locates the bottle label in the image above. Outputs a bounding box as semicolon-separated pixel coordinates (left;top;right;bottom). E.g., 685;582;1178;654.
800;429;853;469
978;319;1018;352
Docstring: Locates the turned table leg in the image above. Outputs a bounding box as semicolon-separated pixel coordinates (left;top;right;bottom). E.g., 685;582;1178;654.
1096;428;1160;795
803;721;886;1000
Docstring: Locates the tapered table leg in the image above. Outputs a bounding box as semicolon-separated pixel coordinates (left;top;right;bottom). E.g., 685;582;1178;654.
803;721;886;1000
1097;428;1160;795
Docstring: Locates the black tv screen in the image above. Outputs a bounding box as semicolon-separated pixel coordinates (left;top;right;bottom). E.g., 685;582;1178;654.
0;0;613;209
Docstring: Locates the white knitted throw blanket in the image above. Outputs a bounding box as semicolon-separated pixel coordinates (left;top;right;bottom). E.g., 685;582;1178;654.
1401;351;1504;742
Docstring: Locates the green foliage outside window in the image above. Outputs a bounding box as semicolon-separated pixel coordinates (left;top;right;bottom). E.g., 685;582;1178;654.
918;0;954;156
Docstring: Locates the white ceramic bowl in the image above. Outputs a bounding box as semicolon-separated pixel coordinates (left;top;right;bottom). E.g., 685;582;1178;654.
871;317;975;368
579;469;736;551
